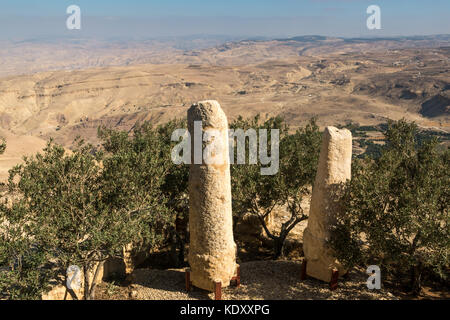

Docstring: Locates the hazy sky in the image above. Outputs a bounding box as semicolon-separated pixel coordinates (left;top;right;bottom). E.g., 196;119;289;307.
0;0;449;39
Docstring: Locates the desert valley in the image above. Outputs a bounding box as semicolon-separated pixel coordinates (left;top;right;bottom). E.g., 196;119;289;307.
0;35;449;181
0;32;448;302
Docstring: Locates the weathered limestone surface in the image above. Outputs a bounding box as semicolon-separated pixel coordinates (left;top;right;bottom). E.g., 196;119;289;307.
303;126;352;282
187;100;237;291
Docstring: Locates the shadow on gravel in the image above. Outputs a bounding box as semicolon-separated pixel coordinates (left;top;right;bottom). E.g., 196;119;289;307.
130;260;395;300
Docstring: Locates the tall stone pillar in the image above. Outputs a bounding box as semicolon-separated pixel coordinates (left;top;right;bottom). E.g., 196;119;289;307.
303;126;352;282
187;100;237;292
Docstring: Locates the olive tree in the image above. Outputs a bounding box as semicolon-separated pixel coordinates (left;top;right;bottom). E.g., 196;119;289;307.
0;201;51;299
329;119;449;294
0;138;52;299
4;137;169;299
99;119;189;266
231;116;321;258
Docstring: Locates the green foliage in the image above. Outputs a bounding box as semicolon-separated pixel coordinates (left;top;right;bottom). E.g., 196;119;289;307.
0;139;50;300
1;133;172;299
231;116;321;258
98;122;172;249
330;119;449;294
3;114;446;299
0;138;5;155
99;119;189;266
357;139;383;159
0;202;51;299
156;121;190;266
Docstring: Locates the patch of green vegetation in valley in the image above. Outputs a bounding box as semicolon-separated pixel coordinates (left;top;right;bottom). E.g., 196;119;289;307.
339;121;449;159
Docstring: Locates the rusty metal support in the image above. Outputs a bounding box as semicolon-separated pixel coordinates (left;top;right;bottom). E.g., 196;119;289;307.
231;264;241;287
186;265;241;299
214;281;222;300
330;269;339;291
300;260;307;280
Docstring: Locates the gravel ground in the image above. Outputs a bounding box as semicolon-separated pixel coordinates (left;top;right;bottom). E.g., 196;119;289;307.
130;260;398;300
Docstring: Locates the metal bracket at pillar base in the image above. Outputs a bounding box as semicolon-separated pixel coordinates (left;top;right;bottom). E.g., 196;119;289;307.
300;260;340;291
214;264;241;300
214;281;222;300
185;268;192;292
231;265;241;287
329;269;339;291
300;260;307;280
185;265;241;300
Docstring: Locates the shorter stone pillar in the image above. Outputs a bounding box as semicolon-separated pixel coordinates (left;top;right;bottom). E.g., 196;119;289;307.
303;126;352;282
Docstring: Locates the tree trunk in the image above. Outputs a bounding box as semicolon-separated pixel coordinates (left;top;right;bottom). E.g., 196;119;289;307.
83;265;90;300
88;261;104;300
176;231;185;267
64;274;79;300
169;228;177;266
273;232;288;259
411;262;423;295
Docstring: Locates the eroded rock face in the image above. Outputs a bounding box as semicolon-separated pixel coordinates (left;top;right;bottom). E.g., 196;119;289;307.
303;126;352;282
187;100;237;291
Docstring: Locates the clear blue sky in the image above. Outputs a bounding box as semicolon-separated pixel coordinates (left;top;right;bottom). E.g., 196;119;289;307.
0;0;449;39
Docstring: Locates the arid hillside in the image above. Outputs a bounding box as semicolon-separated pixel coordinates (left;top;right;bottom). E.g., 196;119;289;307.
0;36;448;180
